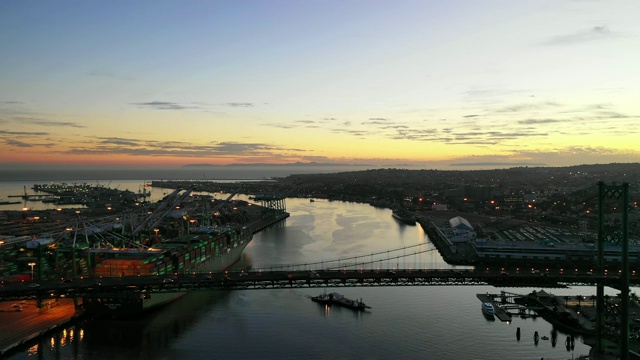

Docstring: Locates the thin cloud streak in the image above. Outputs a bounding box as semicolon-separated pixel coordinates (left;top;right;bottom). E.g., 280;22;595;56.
4;139;33;147
66;137;302;159
0;130;49;136
225;103;253;107
544;26;621;45
14;117;85;128
132;102;192;110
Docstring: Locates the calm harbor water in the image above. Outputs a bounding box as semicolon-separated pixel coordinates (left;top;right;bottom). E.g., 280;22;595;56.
2;180;598;359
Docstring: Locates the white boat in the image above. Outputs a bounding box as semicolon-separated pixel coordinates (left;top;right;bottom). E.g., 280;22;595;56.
482;302;495;315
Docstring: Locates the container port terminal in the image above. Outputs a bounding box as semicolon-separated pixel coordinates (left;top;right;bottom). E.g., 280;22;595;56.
0;181;290;356
0;174;638;359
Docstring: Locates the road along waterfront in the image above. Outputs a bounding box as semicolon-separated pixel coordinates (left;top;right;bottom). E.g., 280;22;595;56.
0;299;78;356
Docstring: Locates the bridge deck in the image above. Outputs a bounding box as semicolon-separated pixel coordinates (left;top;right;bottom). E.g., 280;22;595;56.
0;269;628;303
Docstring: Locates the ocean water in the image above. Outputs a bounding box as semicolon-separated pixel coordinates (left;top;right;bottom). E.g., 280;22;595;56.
0;165;374;182
2;181;599;359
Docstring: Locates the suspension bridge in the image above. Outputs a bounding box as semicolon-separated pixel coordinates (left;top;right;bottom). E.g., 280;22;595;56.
0;242;635;303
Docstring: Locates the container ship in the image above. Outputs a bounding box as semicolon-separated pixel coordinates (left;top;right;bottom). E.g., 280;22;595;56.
81;226;252;317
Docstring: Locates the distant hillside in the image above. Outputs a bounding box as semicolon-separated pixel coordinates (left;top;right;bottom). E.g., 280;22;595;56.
182;162;368;168
276;163;640;192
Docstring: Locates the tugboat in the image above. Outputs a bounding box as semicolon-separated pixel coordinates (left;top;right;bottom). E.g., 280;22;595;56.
311;291;370;311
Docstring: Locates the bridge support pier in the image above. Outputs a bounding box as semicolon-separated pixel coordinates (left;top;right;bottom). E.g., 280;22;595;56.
596;182;630;360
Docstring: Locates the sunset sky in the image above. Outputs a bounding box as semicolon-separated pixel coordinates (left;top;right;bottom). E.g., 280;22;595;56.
1;0;639;172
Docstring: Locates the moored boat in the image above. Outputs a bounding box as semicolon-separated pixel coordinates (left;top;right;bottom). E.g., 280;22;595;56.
392;209;416;225
311;291;370;311
481;302;495;315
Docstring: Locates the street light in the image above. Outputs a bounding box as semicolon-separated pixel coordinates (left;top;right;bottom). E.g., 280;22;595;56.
28;262;36;281
154;228;159;243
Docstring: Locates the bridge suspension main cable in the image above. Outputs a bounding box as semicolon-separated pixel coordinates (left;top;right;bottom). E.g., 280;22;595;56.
253;242;439;272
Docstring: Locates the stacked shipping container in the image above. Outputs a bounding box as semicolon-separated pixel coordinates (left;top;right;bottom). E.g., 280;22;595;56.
93;256;168;277
91;229;248;277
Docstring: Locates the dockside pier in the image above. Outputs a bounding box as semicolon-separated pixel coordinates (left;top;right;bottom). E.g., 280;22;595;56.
476;293;512;322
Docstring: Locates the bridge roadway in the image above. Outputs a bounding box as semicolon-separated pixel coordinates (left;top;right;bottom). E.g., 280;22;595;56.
0;269;636;302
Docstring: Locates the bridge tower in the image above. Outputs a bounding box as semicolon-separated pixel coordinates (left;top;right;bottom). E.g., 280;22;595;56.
596;182;630;359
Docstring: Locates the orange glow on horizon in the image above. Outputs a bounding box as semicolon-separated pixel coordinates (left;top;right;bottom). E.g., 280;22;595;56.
0;153;321;168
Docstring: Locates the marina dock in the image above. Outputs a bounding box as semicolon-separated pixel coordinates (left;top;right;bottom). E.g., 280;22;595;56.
476;293;512;322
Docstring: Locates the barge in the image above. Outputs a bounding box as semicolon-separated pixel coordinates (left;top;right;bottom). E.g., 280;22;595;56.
311;291;370;311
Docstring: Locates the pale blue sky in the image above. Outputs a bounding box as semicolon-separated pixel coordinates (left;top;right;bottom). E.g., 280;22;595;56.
1;0;639;170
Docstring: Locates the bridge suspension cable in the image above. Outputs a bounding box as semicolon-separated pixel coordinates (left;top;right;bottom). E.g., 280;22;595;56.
253;242;439;272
